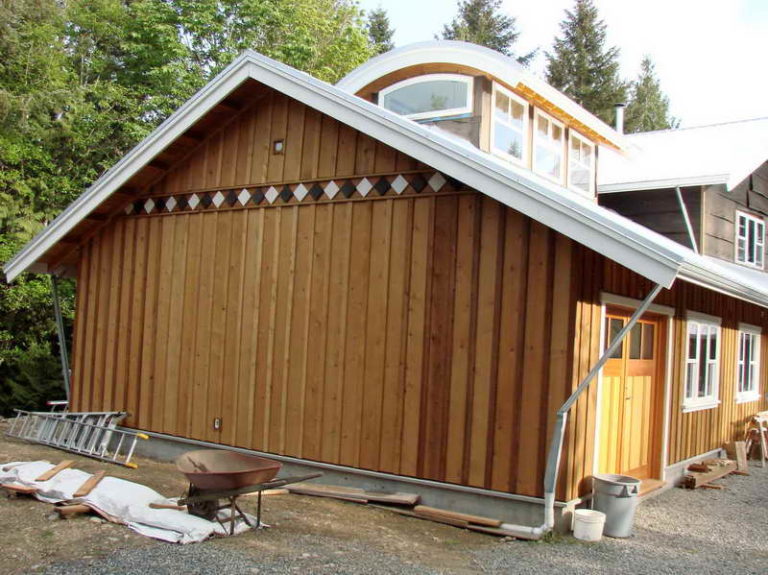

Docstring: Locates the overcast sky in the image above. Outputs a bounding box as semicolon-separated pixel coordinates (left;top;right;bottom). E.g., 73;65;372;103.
357;0;768;128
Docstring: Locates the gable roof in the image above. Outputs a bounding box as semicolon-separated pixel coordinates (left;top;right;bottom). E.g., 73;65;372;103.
4;49;768;309
337;41;625;150
599;117;768;193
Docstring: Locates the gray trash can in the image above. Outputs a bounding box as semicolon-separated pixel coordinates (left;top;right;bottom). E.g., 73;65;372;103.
592;473;641;538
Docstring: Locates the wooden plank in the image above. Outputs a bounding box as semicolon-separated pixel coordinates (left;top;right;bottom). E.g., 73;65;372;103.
152;216;176;431
126;217;149;427
102;220;125;411
92;226;115;412
138;217;162;428
249;94;273;184
73;471;106;497
35;461;74;482
113;218;136;413
413;505;502;527
55;504;92;518
286;483;420;506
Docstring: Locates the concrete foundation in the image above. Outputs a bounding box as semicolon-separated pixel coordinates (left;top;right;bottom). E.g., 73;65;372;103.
128;428;580;533
662;447;726;489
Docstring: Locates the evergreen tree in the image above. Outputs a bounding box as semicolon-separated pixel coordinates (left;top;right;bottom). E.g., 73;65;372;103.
624;56;678;133
367;6;394;55
545;0;626;125
440;0;536;65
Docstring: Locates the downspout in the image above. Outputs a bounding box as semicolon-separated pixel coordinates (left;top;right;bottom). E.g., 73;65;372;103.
497;283;664;540
50;275;71;402
675;187;699;254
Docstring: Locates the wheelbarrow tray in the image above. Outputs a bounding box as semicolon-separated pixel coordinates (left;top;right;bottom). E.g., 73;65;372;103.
176;449;282;491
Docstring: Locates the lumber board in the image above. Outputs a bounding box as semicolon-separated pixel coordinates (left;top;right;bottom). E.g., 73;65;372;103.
1;483;38;496
73;471;107;498
286;483;419;506
683;460;736;489
35;461;74;482
149;502;187;510
55;504;92;518
413;505;502;527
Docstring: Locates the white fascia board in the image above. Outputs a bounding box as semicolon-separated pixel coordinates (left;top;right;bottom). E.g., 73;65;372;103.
6;50;681;289
3;56;255;282
597;174;730;194
677;260;768;309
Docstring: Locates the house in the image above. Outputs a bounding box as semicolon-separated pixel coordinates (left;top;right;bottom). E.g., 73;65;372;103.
4;42;768;536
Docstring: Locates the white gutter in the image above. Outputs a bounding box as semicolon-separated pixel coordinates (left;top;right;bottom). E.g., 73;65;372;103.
598;173;729;194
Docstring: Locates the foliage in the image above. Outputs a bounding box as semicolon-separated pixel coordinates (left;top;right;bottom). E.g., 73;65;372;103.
440;0;536;65
545;0;627;125
624;57;678;133
366;6;395;55
0;0;373;415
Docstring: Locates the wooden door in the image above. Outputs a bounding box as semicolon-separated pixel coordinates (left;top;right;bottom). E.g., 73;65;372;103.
599;308;664;479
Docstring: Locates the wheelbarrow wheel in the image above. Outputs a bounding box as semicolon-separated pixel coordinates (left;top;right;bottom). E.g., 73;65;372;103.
186;484;218;521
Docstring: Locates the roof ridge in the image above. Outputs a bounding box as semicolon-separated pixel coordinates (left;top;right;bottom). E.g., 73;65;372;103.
630;115;768;136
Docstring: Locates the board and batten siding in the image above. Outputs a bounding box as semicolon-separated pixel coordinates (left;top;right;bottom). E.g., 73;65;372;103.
69;91;581;499
566;246;768;498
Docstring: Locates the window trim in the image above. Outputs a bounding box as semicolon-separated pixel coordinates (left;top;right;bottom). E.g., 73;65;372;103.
490;83;529;166
734;210;765;269
683;313;721;412
736;323;762;404
378;74;474;121
532;108;566;184
568;130;595;196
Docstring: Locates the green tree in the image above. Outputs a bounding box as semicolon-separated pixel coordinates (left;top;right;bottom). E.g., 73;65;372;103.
545;0;627;125
440;0;536;65
624;56;678;133
367;6;395;55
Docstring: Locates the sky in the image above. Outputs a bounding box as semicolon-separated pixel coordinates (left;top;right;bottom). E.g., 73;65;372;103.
356;0;768;128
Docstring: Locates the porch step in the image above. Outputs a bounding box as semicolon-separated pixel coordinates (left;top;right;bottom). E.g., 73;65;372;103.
639;478;666;497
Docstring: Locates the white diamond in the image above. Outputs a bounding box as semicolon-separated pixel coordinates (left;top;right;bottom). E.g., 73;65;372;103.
294;183;308;202
143;198;155;213
265;186;279;204
428;172;446;191
124;204;133;215
238;188;250;206
165;196;177;212
357;177;372;197
391;175;408;195
212;191;225;208
324;180;339;199
188;194;200;210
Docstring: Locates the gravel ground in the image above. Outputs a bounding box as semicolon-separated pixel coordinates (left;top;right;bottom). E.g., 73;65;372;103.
37;465;768;575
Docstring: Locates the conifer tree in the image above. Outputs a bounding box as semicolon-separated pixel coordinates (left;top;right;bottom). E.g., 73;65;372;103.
366;6;394;55
440;0;536;65
624;56;678;133
545;0;626;125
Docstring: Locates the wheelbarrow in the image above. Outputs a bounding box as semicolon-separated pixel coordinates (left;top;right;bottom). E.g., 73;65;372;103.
176;449;321;535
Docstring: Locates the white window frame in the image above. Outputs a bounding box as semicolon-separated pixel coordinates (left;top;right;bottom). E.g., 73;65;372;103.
735;211;765;269
736;323;762;403
683;312;721;412
490;83;529;166
378;74;474;121
568;130;595;196
533;109;566;184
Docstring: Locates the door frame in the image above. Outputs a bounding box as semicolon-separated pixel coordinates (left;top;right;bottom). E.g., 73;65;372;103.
594;293;676;481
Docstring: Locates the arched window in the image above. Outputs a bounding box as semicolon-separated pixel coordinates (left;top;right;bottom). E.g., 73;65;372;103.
379;74;473;120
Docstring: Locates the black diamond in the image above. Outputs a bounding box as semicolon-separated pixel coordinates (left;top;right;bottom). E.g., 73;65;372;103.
374;178;391;195
226;190;238;206
176;195;188;210
251;189;264;205
340;180;355;198
133;200;143;213
446;176;464;190
309;183;324;200
280;184;293;202
155;197;166;211
200;193;212;208
410;175;427;192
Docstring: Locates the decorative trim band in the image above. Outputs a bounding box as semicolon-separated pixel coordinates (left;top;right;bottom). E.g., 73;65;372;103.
125;171;460;216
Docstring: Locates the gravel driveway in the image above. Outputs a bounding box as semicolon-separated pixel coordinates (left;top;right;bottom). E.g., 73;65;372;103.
37;465;768;574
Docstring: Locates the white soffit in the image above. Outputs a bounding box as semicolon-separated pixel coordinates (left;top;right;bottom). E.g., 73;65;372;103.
598;117;768;193
5;50;767;310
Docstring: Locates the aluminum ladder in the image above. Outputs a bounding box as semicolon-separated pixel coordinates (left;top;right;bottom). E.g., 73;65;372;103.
6;410;148;468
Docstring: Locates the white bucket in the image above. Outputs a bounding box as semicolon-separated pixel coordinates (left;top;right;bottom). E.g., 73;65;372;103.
572;509;606;542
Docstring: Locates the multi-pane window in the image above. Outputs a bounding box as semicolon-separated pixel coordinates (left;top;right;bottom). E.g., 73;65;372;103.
533;111;565;183
492;84;528;163
735;211;765;268
737;325;761;402
684;316;720;410
569;132;594;195
379;74;473;120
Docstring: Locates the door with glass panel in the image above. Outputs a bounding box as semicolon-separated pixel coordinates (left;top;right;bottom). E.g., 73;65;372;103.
599;308;664;479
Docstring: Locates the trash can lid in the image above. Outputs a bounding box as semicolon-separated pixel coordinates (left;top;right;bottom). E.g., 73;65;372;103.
593;473;641;486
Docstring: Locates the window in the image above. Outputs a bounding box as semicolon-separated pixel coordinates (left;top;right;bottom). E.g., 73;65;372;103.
379;74;473;121
491;84;528;164
533;110;565;183
735;211;765;268
569;132;595;195
684;315;721;411
737;325;761;402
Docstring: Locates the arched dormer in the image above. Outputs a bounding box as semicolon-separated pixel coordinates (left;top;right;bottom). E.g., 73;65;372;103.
338;41;624;198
